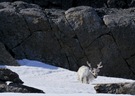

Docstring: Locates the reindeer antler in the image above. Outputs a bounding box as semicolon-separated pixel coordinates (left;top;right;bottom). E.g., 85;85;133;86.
91;62;103;77
86;61;91;67
97;62;103;69
86;61;93;70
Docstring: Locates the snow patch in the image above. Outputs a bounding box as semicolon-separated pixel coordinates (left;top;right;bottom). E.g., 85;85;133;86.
0;59;134;96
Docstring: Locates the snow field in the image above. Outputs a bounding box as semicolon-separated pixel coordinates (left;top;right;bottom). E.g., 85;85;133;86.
0;59;134;96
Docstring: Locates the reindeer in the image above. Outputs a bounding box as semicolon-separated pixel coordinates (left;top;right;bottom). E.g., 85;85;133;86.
77;61;103;84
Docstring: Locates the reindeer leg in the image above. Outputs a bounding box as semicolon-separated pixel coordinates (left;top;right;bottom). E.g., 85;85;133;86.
86;77;89;84
83;77;89;84
81;77;84;83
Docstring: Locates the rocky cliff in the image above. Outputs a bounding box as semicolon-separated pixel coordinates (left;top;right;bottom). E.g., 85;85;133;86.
0;0;135;9
0;1;135;79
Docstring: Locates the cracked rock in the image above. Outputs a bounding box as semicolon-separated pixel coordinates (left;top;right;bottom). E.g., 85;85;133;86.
0;68;23;84
0;68;44;93
0;42;19;66
0;1;135;79
94;82;135;95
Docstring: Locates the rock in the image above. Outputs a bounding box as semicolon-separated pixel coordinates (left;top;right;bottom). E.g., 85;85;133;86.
0;81;7;92
0;1;135;79
0;0;73;9
123;82;135;95
102;8;135;79
107;0;128;8
0;0;134;9
7;83;45;93
94;82;135;95
130;0;135;7
63;6;106;67
0;1;37;49
0;81;45;93
0;68;24;84
0;42;19;66
70;0;107;8
0;68;44;93
0;83;45;93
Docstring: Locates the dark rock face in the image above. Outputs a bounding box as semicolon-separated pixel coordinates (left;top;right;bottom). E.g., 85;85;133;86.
0;0;134;9
94;82;135;95
0;83;45;93
0;81;7;92
0;68;24;84
8;83;45;93
0;42;19;66
0;1;135;79
102;8;135;78
107;0;129;8
94;83;125;94
0;68;45;93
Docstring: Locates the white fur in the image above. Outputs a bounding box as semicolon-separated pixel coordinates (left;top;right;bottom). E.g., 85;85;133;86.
77;61;103;84
77;65;95;84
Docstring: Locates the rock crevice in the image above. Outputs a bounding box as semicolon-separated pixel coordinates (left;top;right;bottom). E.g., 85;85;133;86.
0;1;135;79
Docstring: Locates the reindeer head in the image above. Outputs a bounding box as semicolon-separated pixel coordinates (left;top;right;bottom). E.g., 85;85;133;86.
92;62;103;78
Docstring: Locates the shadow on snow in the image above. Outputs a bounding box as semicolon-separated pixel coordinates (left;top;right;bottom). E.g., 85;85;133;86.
17;59;58;70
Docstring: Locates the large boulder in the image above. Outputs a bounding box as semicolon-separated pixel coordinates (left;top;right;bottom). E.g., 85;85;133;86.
0;0;134;9
0;1;135;79
102;8;135;79
94;82;135;95
0;81;7;92
0;68;44;93
0;42;19;66
0;68;24;84
0;82;45;93
8;83;45;93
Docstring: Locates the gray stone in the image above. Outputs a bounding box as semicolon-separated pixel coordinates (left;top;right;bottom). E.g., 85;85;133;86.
103;8;135;78
0;0;135;9
0;68;24;84
0;81;7;92
8;83;45;93
0;1;135;79
94;82;135;95
0;6;31;49
0;42;19;66
107;0;128;8
0;68;44;93
0;81;45;93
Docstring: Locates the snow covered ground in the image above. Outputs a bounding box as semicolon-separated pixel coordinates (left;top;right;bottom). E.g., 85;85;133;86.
0;59;134;96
